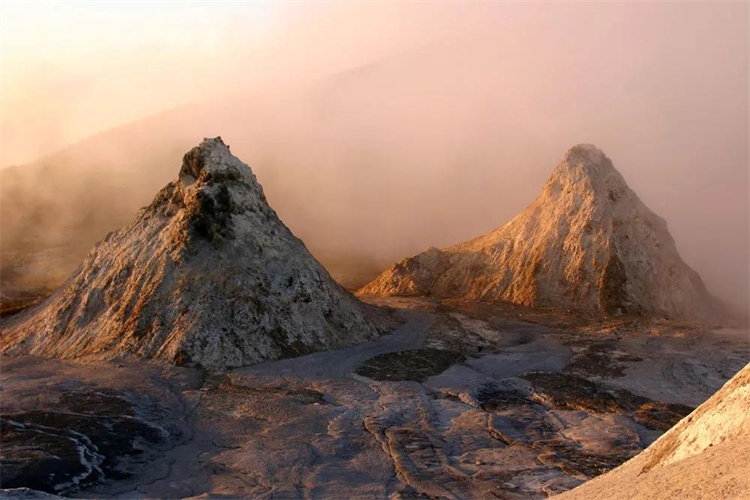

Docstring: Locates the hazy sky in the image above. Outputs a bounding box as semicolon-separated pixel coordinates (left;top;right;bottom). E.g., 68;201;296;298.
2;2;746;166
0;1;748;308
0;1;499;166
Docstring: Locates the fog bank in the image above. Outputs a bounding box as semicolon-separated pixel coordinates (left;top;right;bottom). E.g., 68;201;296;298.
1;2;747;309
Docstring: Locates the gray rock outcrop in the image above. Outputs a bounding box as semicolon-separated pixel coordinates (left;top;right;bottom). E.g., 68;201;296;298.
0;138;391;370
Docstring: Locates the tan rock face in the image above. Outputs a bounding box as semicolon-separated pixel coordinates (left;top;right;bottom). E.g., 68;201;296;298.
360;145;717;319
0;138;391;370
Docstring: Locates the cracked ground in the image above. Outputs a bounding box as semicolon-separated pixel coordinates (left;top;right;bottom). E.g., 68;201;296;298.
1;297;747;499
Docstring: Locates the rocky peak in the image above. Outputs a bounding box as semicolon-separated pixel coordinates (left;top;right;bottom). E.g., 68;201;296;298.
179;137;246;185
559;144;614;178
542;144;630;210
564;143;608;166
1;138;392;370
359;145;720;320
143;137;274;244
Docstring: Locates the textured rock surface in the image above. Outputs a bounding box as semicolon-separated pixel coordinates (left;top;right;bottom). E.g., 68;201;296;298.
1;299;746;499
0;138;391;370
4;298;746;499
360;145;718;319
558;360;750;500
0;356;200;498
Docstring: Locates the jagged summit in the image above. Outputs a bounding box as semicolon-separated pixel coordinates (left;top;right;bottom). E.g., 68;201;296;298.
360;145;719;319
0;138;391;370
551;144;618;185
549;144;625;194
181;136;229;180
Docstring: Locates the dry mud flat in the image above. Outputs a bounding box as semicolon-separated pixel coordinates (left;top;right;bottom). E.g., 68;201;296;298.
1;298;747;499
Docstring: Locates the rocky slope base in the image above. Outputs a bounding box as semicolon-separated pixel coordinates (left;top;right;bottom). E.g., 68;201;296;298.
360;145;718;319
0;138;391;370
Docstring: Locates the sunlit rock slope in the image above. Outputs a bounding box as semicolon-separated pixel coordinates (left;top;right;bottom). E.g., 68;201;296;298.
361;145;718;319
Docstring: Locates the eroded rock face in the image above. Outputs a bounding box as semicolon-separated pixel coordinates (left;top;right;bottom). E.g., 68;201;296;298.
360;145;718;319
0;138;391;370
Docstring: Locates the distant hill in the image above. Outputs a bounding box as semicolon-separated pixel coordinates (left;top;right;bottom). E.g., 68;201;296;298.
360;145;721;320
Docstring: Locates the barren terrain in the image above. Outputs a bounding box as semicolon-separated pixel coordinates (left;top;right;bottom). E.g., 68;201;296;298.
2;297;746;499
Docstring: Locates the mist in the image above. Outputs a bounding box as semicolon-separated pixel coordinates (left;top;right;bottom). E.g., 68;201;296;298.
0;2;747;310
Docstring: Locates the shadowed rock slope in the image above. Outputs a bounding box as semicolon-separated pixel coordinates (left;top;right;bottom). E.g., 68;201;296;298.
556;360;750;500
360;145;718;319
0;138;391;370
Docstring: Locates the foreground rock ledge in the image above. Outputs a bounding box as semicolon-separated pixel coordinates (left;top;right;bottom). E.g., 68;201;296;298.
557;360;750;500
